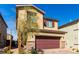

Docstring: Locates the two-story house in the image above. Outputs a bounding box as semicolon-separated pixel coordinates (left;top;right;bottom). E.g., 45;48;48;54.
16;5;66;50
0;13;8;48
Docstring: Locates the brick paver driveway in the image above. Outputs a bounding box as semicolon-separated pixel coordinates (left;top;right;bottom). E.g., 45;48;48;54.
43;48;78;54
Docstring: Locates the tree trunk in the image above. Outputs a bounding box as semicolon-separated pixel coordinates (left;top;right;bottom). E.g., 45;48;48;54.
18;32;21;53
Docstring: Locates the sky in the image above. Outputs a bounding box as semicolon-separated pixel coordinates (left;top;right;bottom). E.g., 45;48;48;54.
0;4;16;40
0;4;79;40
35;4;79;26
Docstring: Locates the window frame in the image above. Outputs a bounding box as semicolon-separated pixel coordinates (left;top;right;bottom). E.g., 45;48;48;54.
44;20;55;28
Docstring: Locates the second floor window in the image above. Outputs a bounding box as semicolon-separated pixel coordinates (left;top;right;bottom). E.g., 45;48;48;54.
47;21;52;28
44;20;54;28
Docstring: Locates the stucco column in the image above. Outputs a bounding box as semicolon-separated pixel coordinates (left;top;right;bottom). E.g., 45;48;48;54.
60;36;65;49
26;32;35;50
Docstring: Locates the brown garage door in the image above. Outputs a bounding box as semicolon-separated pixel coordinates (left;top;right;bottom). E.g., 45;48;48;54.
35;36;60;49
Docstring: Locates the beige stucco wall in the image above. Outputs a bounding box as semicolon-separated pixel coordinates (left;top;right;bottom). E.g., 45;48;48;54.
59;22;79;49
17;9;27;31
17;6;59;31
18;10;27;21
26;32;65;49
27;32;65;41
26;7;43;29
17;7;43;30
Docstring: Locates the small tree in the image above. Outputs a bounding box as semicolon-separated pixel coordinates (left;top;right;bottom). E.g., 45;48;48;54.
17;8;39;53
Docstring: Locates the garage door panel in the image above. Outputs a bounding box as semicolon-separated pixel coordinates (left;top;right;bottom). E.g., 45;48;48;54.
36;36;60;49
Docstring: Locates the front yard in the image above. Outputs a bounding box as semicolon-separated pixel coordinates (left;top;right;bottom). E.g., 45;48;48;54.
10;48;79;54
1;47;79;54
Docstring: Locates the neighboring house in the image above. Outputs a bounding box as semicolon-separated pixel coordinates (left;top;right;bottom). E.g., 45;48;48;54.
0;13;8;48
16;5;66;50
7;34;18;49
59;19;79;50
6;34;13;47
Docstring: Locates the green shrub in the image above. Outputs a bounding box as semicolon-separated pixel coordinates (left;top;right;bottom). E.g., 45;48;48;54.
5;50;13;54
0;50;4;54
3;47;13;54
4;47;9;53
19;50;26;54
31;47;38;54
76;49;79;52
72;48;75;51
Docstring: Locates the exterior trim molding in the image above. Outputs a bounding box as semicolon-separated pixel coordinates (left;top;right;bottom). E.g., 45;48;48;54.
29;29;67;34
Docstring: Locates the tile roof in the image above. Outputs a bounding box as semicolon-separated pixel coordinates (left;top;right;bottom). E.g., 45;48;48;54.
59;19;79;29
16;4;45;14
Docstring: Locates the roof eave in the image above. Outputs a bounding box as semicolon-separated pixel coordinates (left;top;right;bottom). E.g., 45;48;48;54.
16;4;45;14
59;19;79;29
